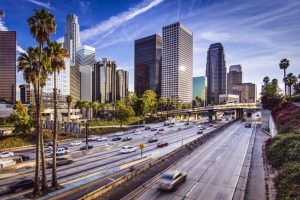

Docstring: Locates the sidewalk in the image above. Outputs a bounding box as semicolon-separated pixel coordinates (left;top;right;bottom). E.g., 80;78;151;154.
245;129;269;200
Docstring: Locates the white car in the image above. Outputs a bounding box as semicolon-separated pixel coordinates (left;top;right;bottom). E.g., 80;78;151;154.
88;136;98;141
115;132;124;136
46;147;70;158
70;141;82;146
97;137;108;142
120;146;137;154
0;151;14;158
133;131;141;135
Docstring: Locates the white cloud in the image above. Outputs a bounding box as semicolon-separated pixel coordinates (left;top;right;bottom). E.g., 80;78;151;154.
199;31;231;42
25;0;52;9
17;45;26;53
79;0;90;14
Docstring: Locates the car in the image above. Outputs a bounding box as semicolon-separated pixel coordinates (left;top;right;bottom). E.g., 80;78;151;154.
122;137;132;142
80;145;94;150
225;118;229;121
151;128;157;131
197;130;203;134
159;128;164;131
46;147;69;158
97;137;108;142
148;137;158;143
168;125;174;128
0;151;14;158
120;146;137;153
115;132;124;136
46;157;74;168
133;131;141;135
208;124;214;127
9;179;34;192
164;122;170;126
157;171;187;190
112;136;122;141
245;123;251;128
144;126;151;130
45;142;53;146
19;154;30;161
88;136;98;141
70;140;82;146
157;142;168;147
184;122;189;125
241;118;246;122
198;126;206;130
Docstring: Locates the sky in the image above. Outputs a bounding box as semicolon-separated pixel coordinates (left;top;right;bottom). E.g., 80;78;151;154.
1;0;300;99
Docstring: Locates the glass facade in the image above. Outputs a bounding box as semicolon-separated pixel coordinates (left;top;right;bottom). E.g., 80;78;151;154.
116;69;129;100
0;31;16;103
19;84;30;104
206;43;227;105
70;65;80;103
134;34;162;97
227;65;242;94
192;76;206;101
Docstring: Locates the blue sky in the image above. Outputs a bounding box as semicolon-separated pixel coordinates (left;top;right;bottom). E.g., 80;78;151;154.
1;0;300;97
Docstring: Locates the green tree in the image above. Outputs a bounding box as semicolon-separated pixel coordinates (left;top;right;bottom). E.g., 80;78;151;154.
261;77;283;109
133;98;146;117
113;102;135;127
91;101;100;119
142;90;157;114
263;76;270;85
279;58;290;95
195;96;204;107
66;95;73;122
283;73;298;100
9;101;31;134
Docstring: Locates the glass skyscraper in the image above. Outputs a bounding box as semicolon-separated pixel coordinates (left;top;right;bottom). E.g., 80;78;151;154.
206;43;227;105
193;76;206;101
116;69;129;100
227;65;242;94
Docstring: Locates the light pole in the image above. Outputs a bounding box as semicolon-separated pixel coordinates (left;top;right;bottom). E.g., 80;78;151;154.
85;120;90;150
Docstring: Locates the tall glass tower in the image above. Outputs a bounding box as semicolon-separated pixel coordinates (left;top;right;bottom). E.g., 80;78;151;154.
161;22;193;103
64;14;81;65
116;69;129;100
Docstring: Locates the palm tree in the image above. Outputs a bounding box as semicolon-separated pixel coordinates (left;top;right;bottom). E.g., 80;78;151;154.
91;101;100;120
263;76;270;85
45;42;68;188
27;8;56;195
82;101;90;119
279;58;290;95
283;73;298;99
66;95;73;122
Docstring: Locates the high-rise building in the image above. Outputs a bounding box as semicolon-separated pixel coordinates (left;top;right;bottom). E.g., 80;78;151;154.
70;65;80;103
227;65;242;94
192;76;206;102
162;22;193;103
93;58;116;103
134;34;162;97
232;83;257;103
116;69;129;100
76;45;95;101
19;84;30;104
206;43;227;105
64;14;81;65
0;31;16;103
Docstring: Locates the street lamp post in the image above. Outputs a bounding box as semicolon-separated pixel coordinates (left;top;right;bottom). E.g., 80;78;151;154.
85;120;90;150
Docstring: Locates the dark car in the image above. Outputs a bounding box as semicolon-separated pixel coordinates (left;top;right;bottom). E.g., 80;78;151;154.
47;157;73;168
241;118;246;122
144;126;151;130
9;179;34;192
19;154;30;161
122;137;132;142
184;122;189;125
157;142;168;147
79;145;94;150
197;130;203;134
112;136;122;141
148;137;158;143
208;124;214;127
159;128;164;131
245;123;251;128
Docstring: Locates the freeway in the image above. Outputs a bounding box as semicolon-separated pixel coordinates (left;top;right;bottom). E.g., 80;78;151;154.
136;120;255;200
0;120;225;199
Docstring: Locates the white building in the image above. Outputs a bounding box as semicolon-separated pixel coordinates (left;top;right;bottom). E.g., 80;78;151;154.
161;22;193;103
76;45;95;101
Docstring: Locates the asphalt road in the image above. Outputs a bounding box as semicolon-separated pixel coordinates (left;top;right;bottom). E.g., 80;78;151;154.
137;121;255;200
0;119;225;199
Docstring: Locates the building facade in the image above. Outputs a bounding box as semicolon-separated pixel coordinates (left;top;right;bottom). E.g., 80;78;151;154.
64;14;81;65
0;31;16;103
206;43;227;105
19;84;30;104
70;65;80;103
116;69;129;100
227;65;242;94
192;76;206;102
219;94;240;104
162;22;193;103
134;34;162;97
76;45;95;101
232;83;257;103
93;58;116;103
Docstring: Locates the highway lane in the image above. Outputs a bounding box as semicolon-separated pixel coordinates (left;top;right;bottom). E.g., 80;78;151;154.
137;121;255;200
0;121;223;198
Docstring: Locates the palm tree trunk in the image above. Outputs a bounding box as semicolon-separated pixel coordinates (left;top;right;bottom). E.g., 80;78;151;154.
33;83;41;196
67;104;70;122
289;85;292;100
284;69;287;95
40;87;48;192
52;73;59;188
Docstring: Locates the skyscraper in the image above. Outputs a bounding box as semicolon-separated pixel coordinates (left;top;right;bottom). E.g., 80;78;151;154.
93;58;116;103
232;83;257;103
116;69;129;100
206;43;227;105
227;65;242;94
64;14;80;64
134;34;162;97
0;31;16;103
192;76;206;102
70;65;80;103
76;45;95;101
162;22;193;103
19;84;30;104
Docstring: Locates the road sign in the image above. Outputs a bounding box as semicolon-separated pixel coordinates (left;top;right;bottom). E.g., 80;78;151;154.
139;144;144;151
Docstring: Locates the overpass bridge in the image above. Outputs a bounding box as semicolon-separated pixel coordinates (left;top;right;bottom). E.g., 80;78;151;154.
168;103;262;121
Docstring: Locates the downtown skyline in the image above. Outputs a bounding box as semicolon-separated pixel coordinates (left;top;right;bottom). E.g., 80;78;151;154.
0;0;300;97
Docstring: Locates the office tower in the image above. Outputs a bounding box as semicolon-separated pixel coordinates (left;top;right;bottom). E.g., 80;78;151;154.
41;58;71;108
0;31;16;103
93;58;116;103
162;22;193;103
134;34;162;97
206;43;227;105
227;65;242;94
70;65;80;103
232;83;257;103
192;76;206;102
19;84;30;104
76;45;95;101
64;14;81;64
116;69;129;100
